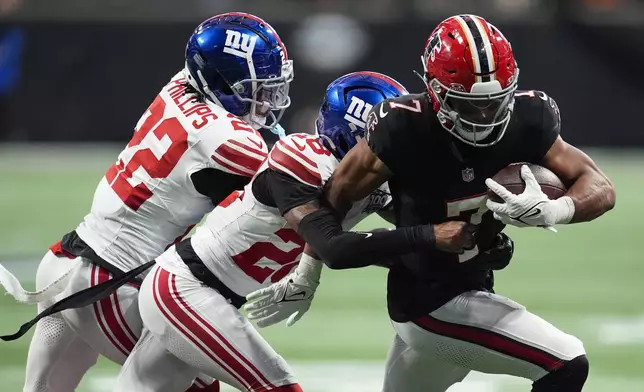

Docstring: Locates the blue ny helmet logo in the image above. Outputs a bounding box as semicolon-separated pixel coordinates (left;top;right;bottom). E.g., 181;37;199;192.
344;96;373;130
224;29;258;58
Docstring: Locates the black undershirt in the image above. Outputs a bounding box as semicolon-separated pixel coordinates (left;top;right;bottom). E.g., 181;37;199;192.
190;168;251;205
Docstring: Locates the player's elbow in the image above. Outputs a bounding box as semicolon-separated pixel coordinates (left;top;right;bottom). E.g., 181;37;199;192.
604;181;616;212
318;246;353;270
595;168;616;213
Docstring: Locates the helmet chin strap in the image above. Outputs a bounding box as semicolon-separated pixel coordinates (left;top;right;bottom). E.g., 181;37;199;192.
244;112;267;131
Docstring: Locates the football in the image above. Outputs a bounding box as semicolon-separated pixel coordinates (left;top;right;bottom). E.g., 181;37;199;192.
487;163;567;203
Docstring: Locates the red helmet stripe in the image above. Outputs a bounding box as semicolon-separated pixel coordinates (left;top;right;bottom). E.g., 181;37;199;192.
470;15;496;81
455;16;482;83
460;15;491;82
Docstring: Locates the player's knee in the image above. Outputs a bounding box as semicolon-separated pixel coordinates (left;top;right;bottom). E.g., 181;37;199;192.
267;383;304;392
532;354;589;392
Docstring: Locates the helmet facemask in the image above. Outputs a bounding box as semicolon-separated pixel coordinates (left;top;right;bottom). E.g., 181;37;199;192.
188;59;294;132
420;53;519;147
230;60;294;131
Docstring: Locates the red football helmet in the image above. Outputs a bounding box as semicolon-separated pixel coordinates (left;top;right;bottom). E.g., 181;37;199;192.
422;15;518;147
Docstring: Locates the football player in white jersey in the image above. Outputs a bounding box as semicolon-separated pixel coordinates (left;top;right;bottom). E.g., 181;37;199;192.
0;12;293;392
112;71;478;392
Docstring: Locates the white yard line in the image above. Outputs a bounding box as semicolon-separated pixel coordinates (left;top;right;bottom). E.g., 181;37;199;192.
593;316;644;345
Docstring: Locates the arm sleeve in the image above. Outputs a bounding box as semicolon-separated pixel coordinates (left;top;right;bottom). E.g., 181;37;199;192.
251;168;322;215
533;93;562;162
254;167;437;270
190;169;251;206
365;101;407;174
297;208;435;270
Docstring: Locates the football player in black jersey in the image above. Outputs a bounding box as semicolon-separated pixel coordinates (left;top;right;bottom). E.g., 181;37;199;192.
315;15;614;392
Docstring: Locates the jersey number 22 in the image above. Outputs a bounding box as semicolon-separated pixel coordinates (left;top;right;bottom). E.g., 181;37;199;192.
106;96;188;211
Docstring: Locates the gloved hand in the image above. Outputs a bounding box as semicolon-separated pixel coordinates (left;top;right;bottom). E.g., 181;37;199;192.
466;232;514;271
244;253;322;328
485;165;574;231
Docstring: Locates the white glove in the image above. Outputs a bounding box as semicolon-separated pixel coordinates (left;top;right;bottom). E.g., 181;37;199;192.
485;165;575;230
244;254;322;328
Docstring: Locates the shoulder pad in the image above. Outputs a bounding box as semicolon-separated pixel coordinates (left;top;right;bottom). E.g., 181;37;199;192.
210;119;268;177
514;90;561;128
267;133;334;188
383;93;430;114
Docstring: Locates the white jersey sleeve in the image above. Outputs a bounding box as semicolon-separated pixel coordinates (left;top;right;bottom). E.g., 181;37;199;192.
204;115;268;178
265;133;337;189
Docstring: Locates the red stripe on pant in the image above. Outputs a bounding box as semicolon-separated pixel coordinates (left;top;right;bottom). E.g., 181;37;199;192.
153;267;275;392
414;315;565;372
91;264;136;357
169;274;276;388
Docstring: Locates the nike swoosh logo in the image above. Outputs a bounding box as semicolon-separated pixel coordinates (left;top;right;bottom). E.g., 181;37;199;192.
247;137;264;150
524;208;541;218
291;138;307;151
516;201;547;225
282;290;308;302
379;104;389;118
287;291;307;299
363;232;373;239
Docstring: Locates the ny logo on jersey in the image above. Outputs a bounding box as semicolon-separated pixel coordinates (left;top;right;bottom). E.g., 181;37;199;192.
224;29;257;58
344;96;373;129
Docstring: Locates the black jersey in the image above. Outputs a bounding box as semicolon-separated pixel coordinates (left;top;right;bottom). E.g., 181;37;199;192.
366;90;561;321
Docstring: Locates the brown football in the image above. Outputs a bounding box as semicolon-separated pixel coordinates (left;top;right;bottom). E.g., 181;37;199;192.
487;163;567;203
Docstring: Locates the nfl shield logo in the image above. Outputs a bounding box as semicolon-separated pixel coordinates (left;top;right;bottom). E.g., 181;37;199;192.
461;167;475;182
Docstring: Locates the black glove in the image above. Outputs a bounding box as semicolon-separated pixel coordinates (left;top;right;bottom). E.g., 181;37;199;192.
467;232;514;271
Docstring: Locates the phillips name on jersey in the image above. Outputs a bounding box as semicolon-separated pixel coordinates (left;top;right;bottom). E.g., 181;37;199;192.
365;90;561;321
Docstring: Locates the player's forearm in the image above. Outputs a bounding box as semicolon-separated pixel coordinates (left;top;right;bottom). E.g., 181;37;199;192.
565;170;615;223
324;140;393;218
323;175;355;219
297;209;435;270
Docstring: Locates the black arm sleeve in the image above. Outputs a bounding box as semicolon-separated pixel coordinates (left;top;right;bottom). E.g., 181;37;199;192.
251;169;322;215
190;168;250;205
253;167;437;269
297;208;435;270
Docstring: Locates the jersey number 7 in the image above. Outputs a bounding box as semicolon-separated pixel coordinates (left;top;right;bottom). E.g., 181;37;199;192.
105;96;188;211
446;194;487;263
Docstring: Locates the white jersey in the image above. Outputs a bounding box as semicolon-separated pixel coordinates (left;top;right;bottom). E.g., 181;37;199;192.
157;133;392;296
75;71;268;273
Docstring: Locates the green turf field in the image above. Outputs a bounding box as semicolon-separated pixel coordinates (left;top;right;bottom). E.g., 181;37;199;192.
0;145;642;391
